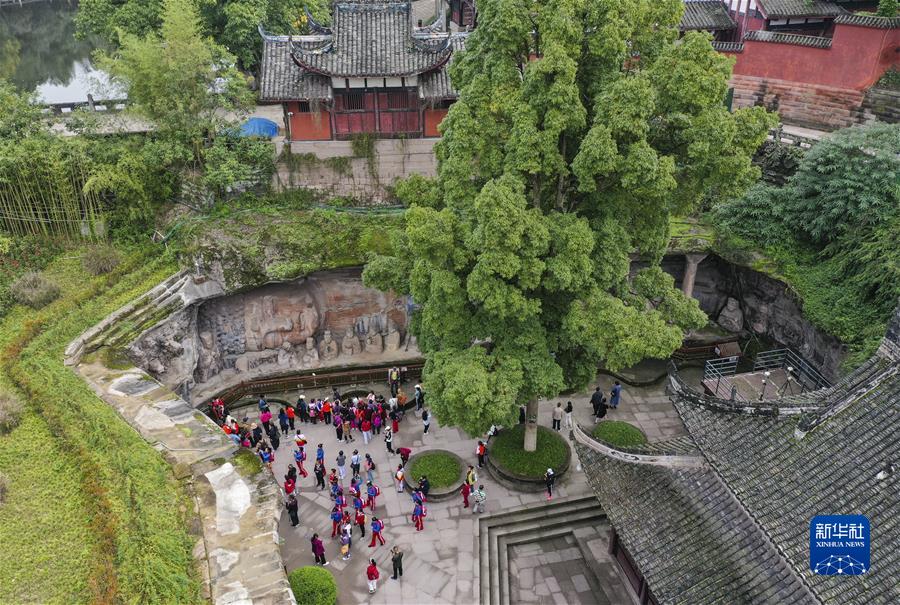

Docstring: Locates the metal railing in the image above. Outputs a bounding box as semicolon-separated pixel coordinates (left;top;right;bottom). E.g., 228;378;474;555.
753;348;831;393
703;357;747;401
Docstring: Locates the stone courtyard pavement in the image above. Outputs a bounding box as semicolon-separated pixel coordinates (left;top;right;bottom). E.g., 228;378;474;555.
248;373;682;604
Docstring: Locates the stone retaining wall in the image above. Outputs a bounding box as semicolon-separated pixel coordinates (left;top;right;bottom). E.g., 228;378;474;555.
273;138;438;202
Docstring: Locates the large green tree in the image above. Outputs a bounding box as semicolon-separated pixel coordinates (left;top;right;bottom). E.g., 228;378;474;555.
365;0;773;449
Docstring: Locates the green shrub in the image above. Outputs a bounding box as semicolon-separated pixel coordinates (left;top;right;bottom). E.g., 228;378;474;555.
591;421;647;448
0;471;6;504
407;451;461;488
489;425;569;478
288;566;337;605
9;271;60;309
82;245;122;276
0;390;23;434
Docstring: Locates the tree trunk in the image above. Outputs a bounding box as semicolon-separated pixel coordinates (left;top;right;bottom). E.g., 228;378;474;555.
523;397;539;452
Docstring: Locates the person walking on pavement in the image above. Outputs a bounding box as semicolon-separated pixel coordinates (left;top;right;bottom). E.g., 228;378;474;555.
391;546;403;580
384;426;394;454
314;460;326;490
311;534;328;566
544;468;556;500
395;464;406;493
364;454;376;483
286;494;299;527
461;481;471;509
355;507;367;538
412;501;426;531
473;484;486;514
398;447;412;466
552;402;563;431
422;407;431;435
564;401;574;429
369;516;385;547
590;387;605;418
366;481;380;511
350;450;361;476
465;465;477;489
476;441;486;468
414;384;425;412
336;451;347;481
610;381;622;409
367;559;380;594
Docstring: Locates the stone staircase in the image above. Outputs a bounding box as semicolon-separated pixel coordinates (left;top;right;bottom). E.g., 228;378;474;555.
478;495;607;605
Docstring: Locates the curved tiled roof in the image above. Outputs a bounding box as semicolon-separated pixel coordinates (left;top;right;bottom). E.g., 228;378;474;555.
576;432;815;604
259;32;333;102
290;1;452;78
757;0;842;18
744;29;833;48
680;1;737;31
834;13;900;29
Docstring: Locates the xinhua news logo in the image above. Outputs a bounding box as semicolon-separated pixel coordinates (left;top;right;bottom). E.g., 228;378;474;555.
810;515;870;575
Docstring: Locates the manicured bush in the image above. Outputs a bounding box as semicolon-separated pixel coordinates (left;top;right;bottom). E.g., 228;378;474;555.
489;425;569;479
10;271;60;309
82;245;121;276
288;566;337;605
0;390;23;434
407;451;461;489
592;421;647;448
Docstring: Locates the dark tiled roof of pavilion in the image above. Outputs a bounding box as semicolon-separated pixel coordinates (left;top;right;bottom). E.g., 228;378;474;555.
756;0;843;18
290;1;453;78
579;306;900;605
259;32;332;102
575;434;815;604
680;1;737;31
418;34;468;101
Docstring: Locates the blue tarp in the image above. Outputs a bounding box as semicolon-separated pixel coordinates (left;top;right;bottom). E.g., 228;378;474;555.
239;117;279;138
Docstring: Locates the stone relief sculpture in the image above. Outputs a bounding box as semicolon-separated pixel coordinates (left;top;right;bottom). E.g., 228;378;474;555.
341;328;361;356
131;271;423;402
318;329;340;361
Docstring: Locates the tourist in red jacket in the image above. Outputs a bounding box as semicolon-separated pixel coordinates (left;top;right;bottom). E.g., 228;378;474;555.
366;559;380;594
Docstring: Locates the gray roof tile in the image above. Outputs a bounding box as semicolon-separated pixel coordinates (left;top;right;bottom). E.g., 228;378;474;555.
756;0;843;18
680;1;737;31
290;1;452;78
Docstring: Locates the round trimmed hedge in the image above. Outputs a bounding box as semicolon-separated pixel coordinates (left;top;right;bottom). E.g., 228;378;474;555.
288;566;337;605
407;450;462;489
489;425;569;479
591;420;647;448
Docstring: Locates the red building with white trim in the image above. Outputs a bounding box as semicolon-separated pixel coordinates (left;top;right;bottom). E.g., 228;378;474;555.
259;1;467;141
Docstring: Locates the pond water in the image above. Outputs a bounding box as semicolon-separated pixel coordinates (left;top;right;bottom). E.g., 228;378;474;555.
0;0;121;103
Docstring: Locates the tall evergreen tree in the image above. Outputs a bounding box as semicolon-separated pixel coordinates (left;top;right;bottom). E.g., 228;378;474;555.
365;0;774;449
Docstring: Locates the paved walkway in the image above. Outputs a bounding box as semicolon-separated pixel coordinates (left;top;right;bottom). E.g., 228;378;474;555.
243;374;683;604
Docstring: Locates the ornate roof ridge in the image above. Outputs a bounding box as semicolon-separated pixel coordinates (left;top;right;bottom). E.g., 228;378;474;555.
572;424;706;469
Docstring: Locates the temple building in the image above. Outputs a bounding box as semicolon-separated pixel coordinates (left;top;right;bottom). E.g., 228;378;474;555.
679;1;738;41
259;1;467;141
574;306;900;605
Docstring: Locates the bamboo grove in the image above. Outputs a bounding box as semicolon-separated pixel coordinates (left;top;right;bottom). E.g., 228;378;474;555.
0;146;104;239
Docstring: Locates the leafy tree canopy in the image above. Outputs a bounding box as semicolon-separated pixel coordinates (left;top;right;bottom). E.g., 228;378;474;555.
77;0;328;71
365;0;774;436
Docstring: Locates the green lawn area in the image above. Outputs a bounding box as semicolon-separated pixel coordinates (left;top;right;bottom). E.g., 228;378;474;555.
489;425;569;479
591;421;648;448
0;245;202;604
407;451;461;488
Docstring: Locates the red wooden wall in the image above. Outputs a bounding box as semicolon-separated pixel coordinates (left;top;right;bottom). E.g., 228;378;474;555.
730;23;900;91
424;109;448;137
287;103;332;141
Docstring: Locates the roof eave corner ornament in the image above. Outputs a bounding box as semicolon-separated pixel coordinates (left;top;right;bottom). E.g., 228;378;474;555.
305;8;333;35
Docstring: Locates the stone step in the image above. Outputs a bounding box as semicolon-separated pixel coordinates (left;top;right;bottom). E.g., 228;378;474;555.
488;507;605;605
477;495;604;605
497;518;609;605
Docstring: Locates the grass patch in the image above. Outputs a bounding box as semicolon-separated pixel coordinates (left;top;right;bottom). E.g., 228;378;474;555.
233;447;262;476
0;245;202;603
288;566;337;605
489;425;569;479
407;451;461;489
591;421;648;448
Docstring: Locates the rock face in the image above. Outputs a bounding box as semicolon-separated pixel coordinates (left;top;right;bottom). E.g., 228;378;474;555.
717;297;744;333
129;267;419;404
670;254;847;381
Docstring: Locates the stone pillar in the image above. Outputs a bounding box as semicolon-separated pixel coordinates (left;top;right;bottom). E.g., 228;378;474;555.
681;253;708;298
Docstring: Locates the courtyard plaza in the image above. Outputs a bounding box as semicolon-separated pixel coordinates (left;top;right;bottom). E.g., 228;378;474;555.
234;370;685;604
